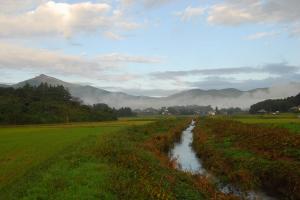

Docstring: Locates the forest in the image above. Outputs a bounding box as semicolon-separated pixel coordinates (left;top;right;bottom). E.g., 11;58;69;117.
0;84;134;124
249;93;300;113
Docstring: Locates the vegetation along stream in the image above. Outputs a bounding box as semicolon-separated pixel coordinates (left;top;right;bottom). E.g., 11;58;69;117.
169;120;277;200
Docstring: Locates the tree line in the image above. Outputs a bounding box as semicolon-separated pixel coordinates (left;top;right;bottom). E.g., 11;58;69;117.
0;84;135;125
249;93;300;113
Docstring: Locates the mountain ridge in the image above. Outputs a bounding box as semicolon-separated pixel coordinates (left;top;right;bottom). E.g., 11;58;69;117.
0;84;8;88
4;74;300;109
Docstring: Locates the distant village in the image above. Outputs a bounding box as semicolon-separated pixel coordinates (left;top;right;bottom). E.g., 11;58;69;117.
134;105;245;116
134;104;300;116
257;106;300;116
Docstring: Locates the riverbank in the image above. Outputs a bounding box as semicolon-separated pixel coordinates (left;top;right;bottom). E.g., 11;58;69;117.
192;118;300;199
1;118;236;199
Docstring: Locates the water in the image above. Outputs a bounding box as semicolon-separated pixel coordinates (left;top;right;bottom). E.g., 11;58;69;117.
169;120;276;200
169;120;206;174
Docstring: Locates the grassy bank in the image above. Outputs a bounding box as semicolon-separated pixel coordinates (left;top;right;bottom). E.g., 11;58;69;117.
0;117;239;200
193;118;300;199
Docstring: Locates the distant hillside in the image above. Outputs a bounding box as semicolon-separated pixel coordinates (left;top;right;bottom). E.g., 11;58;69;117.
0;84;9;88
0;84;117;124
13;74;157;108
249;93;300;113
12;74;300;109
168;88;244;98
14;74;72;88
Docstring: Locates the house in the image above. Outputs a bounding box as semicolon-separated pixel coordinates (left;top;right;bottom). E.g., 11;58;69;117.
161;107;170;115
257;109;267;114
272;111;280;115
207;111;216;116
289;106;300;113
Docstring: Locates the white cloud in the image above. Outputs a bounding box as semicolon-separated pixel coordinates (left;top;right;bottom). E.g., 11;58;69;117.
175;6;205;21
121;0;174;8
246;31;278;40
207;1;260;26
173;1;300;36
290;24;300;37
0;42;103;76
0;0;44;14
207;0;300;25
0;1;139;38
143;0;174;8
206;0;300;36
96;53;161;66
151;63;300;80
0;43;161;77
103;31;124;40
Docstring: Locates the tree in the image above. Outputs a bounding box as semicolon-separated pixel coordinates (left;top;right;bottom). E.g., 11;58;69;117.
0;84;117;125
249;93;300;114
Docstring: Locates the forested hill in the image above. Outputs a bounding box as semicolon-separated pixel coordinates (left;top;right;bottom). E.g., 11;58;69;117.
0;84;118;124
249;93;300;113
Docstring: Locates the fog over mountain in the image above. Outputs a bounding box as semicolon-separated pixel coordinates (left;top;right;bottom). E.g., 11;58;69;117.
0;84;8;88
9;74;300;109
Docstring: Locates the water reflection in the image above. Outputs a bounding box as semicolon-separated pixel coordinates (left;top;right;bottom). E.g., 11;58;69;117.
169;120;276;200
169;120;205;174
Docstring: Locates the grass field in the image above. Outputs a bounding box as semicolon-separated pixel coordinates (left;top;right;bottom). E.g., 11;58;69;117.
228;114;300;134
0;117;240;200
0;118;192;199
193;116;300;199
0;119;152;191
1;114;299;199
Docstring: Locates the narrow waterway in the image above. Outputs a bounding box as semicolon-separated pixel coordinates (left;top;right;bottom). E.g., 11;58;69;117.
169;120;206;174
169;120;276;200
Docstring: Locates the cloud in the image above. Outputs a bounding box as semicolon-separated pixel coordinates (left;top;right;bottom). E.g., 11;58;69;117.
143;0;174;8
96;73;140;82
290;24;300;36
148;62;300;93
96;53;161;65
0;42;104;76
175;6;205;21
103;31;124;41
0;0;44;14
206;0;300;36
262;63;300;75
175;1;300;36
0;43;160;77
246;31;278;40
151;67;255;79
187;74;300;91
121;0;174;8
0;1;139;38
101;87;180;97
207;0;300;25
151;63;300;80
186;76;271;90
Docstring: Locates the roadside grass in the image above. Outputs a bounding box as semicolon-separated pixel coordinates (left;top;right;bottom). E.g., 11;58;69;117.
1;118;238;200
0;120;151;190
193;118;300;199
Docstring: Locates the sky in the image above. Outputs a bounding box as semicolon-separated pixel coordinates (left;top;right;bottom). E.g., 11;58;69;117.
0;0;300;96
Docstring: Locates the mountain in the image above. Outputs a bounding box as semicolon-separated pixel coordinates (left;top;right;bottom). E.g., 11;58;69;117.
167;88;244;98
12;74;300;109
13;74;156;108
14;74;72;88
0;84;9;88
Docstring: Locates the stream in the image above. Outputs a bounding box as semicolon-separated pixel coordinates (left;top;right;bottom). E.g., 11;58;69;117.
169;120;276;200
